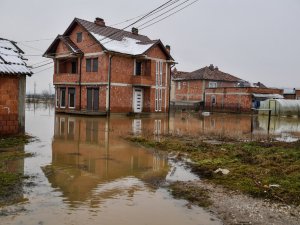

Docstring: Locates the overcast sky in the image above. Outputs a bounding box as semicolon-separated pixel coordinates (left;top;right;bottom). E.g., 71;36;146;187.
1;0;300;93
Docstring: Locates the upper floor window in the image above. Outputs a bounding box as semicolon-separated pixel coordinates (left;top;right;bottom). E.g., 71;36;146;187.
155;61;163;86
71;60;77;74
86;58;98;72
77;32;82;43
135;60;142;75
177;82;181;90
209;82;217;88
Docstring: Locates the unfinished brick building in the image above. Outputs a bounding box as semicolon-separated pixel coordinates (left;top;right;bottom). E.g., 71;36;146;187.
171;64;243;104
0;38;32;135
44;18;174;115
204;87;284;113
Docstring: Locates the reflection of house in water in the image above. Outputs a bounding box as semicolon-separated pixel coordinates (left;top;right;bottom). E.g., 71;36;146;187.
46;115;169;206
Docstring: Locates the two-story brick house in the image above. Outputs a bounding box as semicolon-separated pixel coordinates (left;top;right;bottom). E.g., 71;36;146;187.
44;18;174;115
171;64;243;104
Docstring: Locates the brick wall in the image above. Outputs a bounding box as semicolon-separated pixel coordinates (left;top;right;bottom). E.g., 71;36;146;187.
173;80;237;102
296;90;300;100
204;87;283;113
0;76;20;135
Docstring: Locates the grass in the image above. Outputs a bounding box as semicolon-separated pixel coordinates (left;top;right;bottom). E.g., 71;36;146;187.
0;135;33;149
0;135;34;204
170;181;212;208
128;135;300;205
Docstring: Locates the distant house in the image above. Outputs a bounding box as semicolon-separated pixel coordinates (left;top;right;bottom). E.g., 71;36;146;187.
0;38;32;135
283;88;300;100
204;87;284;113
43;17;174;115
171;64;243;105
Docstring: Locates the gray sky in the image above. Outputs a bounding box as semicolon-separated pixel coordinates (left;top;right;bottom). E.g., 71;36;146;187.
1;0;300;93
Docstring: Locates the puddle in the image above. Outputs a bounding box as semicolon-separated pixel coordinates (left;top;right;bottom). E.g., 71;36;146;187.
0;103;222;225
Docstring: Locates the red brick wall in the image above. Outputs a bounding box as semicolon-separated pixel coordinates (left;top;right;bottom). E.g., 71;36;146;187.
204;87;283;113
0;76;20;135
53;23;171;114
174;80;237;102
296;90;300;100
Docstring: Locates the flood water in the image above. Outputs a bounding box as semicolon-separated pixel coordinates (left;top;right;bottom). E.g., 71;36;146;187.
1;103;300;225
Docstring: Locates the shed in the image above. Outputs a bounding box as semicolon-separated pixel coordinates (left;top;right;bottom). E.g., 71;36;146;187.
0;38;32;135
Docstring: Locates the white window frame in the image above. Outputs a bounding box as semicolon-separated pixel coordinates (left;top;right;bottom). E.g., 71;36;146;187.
209;82;218;88
155;88;162;112
68;88;76;109
55;88;59;108
60;88;66;108
177;81;181;90
155;61;163;86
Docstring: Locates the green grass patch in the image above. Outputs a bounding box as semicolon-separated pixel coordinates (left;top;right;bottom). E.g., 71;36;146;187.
0;135;33;149
128;135;300;205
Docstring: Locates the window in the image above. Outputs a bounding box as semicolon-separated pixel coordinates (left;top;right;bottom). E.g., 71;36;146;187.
60;88;66;108
209;82;217;88
155;88;162;112
86;59;91;72
71;60;77;74
86;58;98;72
211;95;216;105
77;32;82;43
92;58;98;72
55;88;59;108
155;61;163;86
68;88;75;108
135;60;142;75
177;82;181;90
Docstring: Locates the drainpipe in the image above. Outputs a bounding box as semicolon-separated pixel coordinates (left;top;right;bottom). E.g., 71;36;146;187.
168;63;176;115
107;54;113;116
79;56;83;111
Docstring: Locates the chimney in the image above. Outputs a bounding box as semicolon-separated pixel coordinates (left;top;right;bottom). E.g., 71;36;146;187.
132;27;139;35
94;17;105;26
166;45;171;53
215;66;219;71
209;64;214;70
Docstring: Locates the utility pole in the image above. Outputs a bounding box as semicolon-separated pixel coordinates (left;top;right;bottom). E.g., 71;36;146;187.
34;82;37;101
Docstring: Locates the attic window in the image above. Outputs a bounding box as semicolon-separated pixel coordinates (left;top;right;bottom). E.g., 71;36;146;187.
77;32;82;43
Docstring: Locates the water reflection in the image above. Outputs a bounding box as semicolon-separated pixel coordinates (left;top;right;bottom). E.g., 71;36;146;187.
0;146;25;205
44;115;169;206
169;112;300;140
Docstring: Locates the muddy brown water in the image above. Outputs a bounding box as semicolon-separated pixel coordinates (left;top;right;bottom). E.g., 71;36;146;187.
1;103;300;225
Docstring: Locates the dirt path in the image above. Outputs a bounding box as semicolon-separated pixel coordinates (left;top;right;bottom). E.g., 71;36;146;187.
188;180;300;225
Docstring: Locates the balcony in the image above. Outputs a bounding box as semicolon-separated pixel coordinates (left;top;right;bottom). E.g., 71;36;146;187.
131;75;153;87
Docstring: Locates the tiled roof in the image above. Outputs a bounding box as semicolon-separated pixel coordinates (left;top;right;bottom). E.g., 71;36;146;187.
0;38;32;76
172;65;242;82
59;35;83;54
44;18;173;59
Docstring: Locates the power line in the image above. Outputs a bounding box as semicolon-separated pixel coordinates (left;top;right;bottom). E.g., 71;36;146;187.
29;59;53;67
32;61;53;69
140;0;200;30
137;0;191;28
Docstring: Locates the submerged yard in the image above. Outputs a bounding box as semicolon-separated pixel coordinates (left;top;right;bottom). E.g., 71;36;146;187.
0;135;34;206
129;135;300;205
1;104;300;225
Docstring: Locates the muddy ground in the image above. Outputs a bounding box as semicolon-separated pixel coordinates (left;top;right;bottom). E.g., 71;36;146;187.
171;180;300;225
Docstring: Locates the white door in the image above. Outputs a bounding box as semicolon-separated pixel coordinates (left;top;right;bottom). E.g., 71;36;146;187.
133;88;143;113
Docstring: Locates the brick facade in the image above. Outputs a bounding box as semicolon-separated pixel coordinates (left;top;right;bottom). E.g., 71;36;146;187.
47;19;172;115
204;87;283;113
174;80;237;102
0;75;21;135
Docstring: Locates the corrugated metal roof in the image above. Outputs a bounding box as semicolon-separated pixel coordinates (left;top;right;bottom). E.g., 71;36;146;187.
0;38;32;76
